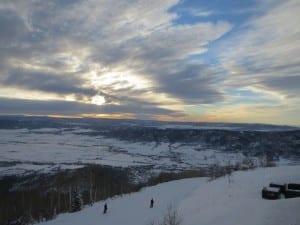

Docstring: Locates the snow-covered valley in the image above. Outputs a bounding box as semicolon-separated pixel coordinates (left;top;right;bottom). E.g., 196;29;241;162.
0;127;248;178
1;116;299;178
1;116;300;225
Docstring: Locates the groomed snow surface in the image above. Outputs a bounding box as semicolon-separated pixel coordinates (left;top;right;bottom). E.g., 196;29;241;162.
41;166;300;225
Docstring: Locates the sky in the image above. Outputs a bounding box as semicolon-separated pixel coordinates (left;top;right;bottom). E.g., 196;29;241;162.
0;0;299;126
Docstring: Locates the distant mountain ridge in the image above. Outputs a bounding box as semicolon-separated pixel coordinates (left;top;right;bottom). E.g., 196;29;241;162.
0;115;298;131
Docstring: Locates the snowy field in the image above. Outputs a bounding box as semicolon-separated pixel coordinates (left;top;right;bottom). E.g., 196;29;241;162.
0;128;249;177
40;165;300;225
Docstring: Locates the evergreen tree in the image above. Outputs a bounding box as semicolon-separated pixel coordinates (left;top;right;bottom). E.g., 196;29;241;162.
71;188;82;212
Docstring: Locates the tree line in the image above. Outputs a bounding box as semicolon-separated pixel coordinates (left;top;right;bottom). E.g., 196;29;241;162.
0;165;140;225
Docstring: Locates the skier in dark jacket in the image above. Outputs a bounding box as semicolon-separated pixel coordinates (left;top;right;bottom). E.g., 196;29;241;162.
150;198;154;208
103;203;108;214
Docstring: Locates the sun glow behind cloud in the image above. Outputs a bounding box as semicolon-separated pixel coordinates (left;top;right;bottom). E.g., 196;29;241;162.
0;0;299;125
89;70;150;91
91;95;106;106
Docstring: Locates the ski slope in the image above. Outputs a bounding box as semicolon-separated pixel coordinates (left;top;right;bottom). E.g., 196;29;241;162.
41;166;300;225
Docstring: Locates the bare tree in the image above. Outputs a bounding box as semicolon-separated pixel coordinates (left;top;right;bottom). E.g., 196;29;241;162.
147;205;183;225
160;205;183;225
147;220;155;225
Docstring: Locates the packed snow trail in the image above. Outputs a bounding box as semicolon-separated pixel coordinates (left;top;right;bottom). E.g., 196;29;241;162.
41;166;300;225
180;166;300;225
42;178;206;225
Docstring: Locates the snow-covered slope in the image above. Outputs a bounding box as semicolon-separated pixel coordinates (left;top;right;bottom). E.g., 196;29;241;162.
41;166;300;225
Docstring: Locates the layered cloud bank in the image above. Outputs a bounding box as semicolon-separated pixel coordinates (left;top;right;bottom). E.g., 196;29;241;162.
0;0;299;125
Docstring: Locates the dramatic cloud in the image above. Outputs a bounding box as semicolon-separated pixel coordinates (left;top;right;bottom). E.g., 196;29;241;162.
2;68;97;97
0;97;184;119
154;64;225;104
0;0;232;119
0;0;299;125
220;0;300;99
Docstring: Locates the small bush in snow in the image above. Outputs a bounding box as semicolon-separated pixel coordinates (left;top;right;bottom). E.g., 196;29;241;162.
148;205;183;225
160;205;183;225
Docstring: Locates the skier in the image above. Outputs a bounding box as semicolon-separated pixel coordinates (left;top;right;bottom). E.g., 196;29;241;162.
103;203;108;214
150;198;154;208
